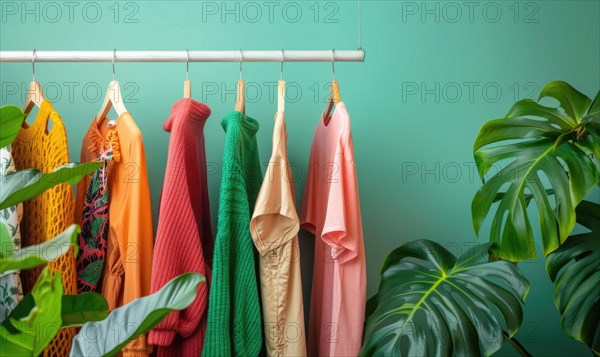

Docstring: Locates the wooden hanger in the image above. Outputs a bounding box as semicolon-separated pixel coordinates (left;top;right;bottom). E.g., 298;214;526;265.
278;80;285;113
235;80;245;114
323;80;340;119
24;82;45;115
96;50;127;123
235;50;245;114
97;80;127;123
323;50;341;120
23;49;45;115
183;49;191;99
183;80;191;99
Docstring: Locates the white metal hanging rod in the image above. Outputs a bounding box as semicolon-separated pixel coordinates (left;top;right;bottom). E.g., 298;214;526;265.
0;50;365;63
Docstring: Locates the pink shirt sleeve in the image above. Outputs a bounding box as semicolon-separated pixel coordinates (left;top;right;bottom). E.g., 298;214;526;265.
321;135;359;265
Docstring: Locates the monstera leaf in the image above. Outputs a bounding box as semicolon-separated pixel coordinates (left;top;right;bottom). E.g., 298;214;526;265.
360;240;529;357
546;200;600;355
0;105;25;148
585;91;600;137
473;81;600;261
70;273;205;357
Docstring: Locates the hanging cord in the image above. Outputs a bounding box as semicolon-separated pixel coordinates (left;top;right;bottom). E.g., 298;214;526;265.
357;0;363;51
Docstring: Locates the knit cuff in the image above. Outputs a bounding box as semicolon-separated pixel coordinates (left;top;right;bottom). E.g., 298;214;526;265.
148;329;177;346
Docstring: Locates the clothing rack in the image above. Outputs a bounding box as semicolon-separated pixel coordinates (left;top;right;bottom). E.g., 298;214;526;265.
0;50;365;63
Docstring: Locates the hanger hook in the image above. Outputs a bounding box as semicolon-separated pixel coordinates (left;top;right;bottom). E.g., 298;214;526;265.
280;49;284;81
239;49;243;81
331;49;336;81
31;49;36;82
112;48;116;81
186;49;190;80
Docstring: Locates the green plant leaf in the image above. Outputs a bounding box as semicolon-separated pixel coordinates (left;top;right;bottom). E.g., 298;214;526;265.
546;200;600;355
0;224;80;274
70;273;205;357
360;240;530;357
0;267;63;357
0;161;102;210
4;292;109;330
584;91;600;138
0;105;25;148
61;293;109;327
472;81;600;261
539;81;592;121
0;222;14;257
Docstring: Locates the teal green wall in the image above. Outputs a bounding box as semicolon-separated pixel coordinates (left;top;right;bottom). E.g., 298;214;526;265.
1;1;598;356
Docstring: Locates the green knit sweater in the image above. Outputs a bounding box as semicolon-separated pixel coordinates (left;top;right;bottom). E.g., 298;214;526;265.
202;111;263;357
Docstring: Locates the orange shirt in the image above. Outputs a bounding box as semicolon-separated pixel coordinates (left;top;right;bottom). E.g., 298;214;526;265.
300;102;366;357
75;112;154;356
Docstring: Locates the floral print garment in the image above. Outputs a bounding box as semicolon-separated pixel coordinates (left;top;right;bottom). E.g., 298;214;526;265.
0;146;24;323
76;149;111;292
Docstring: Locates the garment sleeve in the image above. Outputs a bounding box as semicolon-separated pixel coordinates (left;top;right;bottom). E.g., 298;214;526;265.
250;156;299;256
321;141;358;265
148;168;210;346
120;135;154;357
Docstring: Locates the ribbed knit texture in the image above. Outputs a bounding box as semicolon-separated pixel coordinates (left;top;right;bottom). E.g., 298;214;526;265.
12;100;77;357
202;111;263;357
148;98;214;357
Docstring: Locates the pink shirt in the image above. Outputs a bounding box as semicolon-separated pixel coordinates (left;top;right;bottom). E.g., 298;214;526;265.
300;102;366;357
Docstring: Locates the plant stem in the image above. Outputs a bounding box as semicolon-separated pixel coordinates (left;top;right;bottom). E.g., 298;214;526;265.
503;331;533;357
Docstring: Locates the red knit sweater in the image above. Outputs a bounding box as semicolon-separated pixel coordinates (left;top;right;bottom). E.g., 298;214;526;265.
148;98;214;356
